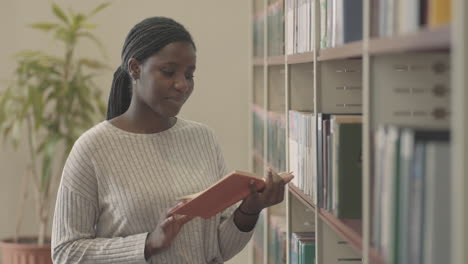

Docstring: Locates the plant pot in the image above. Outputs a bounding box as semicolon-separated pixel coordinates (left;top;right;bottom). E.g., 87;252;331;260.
0;237;52;264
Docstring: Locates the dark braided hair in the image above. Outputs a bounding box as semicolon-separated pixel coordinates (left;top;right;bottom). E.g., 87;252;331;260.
106;17;196;120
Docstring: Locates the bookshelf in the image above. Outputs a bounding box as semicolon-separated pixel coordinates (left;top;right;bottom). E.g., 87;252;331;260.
249;0;466;263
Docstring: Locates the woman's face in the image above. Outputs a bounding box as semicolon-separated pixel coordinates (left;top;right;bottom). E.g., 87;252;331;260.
131;41;196;118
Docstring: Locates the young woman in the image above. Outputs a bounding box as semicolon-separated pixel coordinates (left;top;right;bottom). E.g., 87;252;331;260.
52;16;293;263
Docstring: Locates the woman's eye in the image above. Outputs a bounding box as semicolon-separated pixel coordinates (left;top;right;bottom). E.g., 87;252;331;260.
161;70;175;77
185;73;194;80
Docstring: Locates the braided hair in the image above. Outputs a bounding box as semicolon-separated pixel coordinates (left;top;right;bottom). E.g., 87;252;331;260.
106;17;196;120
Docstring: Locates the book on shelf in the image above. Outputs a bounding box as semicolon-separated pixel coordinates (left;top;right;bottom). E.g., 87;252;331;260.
269;215;287;264
253;0;266;57
252;104;266;159
290;232;316;264
428;0;451;27
286;0;313;55
372;125;451;264
320;0;363;48
288;110;317;202
267;0;285;56
253;212;266;262
170;170;266;219
317;114;363;218
330;115;362;219
373;0;452;38
289;111;363;220
267;111;287;172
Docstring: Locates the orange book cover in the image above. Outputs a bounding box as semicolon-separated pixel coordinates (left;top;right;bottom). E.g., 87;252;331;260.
169;170;266;219
429;0;451;27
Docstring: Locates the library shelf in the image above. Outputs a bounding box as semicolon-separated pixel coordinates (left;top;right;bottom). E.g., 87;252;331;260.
267;55;285;65
368;25;451;55
288;183;315;210
286;51;315;64
253;57;264;66
318;41;363;61
318;209;363;254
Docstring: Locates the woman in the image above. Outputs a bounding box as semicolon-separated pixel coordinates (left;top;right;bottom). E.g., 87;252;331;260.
52;16;293;263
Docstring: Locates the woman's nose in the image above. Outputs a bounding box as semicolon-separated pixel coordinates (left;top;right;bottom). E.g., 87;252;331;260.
174;74;189;92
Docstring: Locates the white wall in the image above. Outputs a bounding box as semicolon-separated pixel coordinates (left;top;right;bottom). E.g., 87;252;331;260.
0;1;251;263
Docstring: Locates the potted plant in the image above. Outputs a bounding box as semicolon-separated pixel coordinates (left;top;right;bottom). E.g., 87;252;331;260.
0;2;110;263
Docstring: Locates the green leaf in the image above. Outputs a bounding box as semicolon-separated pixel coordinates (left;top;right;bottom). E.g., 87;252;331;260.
52;3;69;25
72;14;86;30
87;2;111;18
30;23;60;32
40;136;59;192
82;24;98;30
78;58;110;70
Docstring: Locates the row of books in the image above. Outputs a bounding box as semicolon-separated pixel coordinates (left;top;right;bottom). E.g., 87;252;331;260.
320;0;363;49
268;0;286;56
286;0;314;55
288;111;317;200
372;0;452;38
318;114;362;218
253;212;266;263
288;111;363;219
269;215;287;264
372;125;451;264
252;104;265;157
290;232;316;264
267;111;287;172
253;0;265;57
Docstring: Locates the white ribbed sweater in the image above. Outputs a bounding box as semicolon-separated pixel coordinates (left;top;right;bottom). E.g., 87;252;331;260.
51;118;253;264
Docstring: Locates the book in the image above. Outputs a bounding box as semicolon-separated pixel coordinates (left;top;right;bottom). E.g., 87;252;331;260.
423;141;451;264
291;232;315;264
428;0;451;27
342;0;363;43
299;240;316;264
331;115;363;218
170;170;266;219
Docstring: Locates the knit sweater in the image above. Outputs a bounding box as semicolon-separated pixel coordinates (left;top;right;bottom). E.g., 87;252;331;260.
51;118;253;264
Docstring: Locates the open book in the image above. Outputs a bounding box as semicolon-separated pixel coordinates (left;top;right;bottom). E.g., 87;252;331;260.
169;170;266;219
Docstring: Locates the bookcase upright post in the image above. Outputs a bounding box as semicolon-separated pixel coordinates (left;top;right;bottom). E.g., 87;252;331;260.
452;0;467;263
362;0;370;263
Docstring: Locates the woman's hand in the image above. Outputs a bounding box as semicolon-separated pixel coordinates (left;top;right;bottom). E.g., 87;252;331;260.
144;202;195;259
239;168;294;215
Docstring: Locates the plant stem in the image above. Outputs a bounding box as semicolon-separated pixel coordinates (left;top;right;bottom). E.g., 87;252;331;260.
26;116;39;191
14;167;30;244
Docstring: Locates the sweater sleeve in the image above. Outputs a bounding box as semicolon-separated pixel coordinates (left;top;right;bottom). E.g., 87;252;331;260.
51;135;148;264
212;137;254;261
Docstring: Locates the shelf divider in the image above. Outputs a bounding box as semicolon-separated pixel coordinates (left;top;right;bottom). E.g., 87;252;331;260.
287;51;315;64
318;41;363;61
288;183;315;211
368;25;450;55
318;209;363;254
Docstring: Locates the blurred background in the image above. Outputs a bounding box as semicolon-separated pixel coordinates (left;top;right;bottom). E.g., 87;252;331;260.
0;1;252;263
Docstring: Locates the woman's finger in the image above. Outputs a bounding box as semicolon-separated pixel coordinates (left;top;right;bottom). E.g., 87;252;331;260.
279;172;294;184
166;200;189;217
248;179;258;196
271;180;282;204
160;215;175;229
261;169;274;198
265;169;274;189
276;182;285;203
178;215;195;225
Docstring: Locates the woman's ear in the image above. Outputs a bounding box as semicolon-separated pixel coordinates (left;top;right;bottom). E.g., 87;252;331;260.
128;58;141;81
